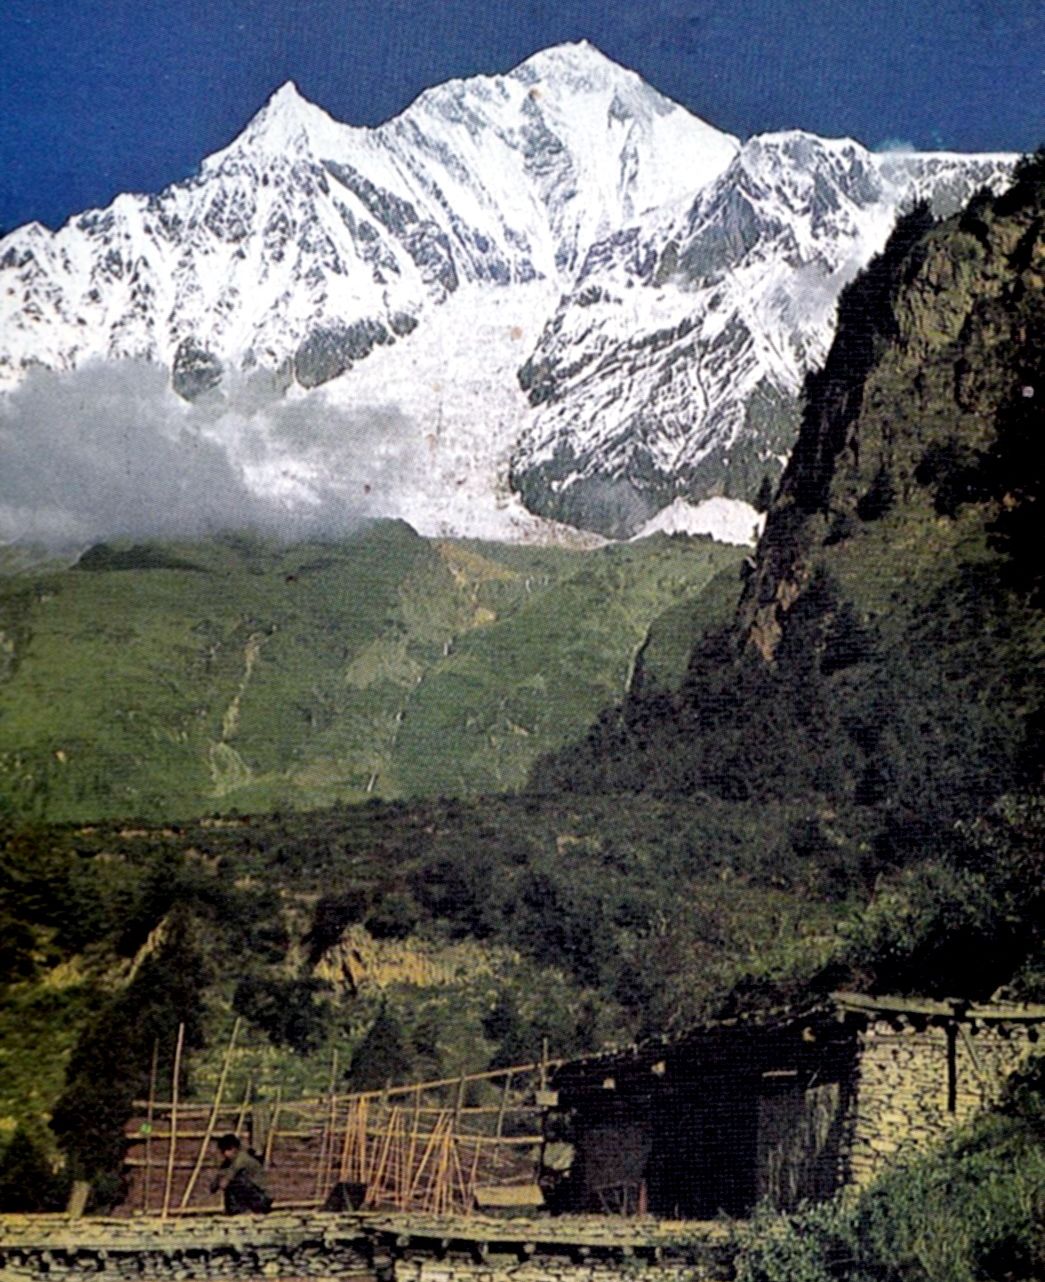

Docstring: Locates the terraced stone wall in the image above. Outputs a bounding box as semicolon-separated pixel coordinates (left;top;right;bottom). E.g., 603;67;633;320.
399;1262;717;1282
0;1212;372;1281
0;1212;735;1282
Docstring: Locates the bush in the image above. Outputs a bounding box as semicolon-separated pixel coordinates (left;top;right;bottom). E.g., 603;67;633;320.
365;891;420;940
233;975;332;1054
306;888;370;964
347;1003;415;1091
0;1126;68;1212
737;1062;1045;1282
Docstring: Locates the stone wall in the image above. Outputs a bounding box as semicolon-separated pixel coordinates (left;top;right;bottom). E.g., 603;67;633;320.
0;1212;734;1282
846;1016;1038;1185
397;1260;719;1282
0;1211;372;1281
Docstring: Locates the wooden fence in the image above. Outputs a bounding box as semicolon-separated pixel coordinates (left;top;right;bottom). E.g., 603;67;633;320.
122;1030;556;1217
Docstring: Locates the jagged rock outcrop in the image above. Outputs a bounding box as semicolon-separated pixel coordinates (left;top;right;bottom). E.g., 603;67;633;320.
536;159;1042;827
739;153;1044;659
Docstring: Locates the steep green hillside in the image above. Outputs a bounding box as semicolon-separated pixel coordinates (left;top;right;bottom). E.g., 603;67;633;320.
0;525;741;822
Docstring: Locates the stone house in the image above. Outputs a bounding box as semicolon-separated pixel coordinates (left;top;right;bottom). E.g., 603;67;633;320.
544;992;1043;1219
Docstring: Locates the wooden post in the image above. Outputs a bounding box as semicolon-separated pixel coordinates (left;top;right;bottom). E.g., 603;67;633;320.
142;1039;159;1214
314;1048;338;1202
66;1181;91;1219
180;1017;240;1209
946;1021;958;1113
495;1070;513;1139
264;1087;283;1168
161;1023;185;1222
540;1038;549;1091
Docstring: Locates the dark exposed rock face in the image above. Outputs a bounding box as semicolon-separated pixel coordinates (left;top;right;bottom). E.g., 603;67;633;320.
171;337;223;401
293;318;393;388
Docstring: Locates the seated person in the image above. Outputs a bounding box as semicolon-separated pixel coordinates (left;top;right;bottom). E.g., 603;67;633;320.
210;1133;272;1214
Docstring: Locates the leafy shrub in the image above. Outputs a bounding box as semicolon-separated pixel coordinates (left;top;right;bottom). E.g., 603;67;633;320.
233;975;332;1054
306;888;370;964
736;1060;1045;1282
365;891;420;940
0;1125;68;1212
346;1003;415;1091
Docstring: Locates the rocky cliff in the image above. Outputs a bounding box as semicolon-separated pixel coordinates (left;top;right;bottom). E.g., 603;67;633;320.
739;151;1044;658
538;155;1043;844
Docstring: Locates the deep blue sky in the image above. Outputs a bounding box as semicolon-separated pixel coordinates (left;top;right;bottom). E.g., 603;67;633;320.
2;0;1042;232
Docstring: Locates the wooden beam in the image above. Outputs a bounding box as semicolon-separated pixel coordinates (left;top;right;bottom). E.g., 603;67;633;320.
833;991;1045;1022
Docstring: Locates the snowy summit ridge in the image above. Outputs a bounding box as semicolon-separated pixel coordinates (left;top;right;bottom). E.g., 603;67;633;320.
0;44;1015;544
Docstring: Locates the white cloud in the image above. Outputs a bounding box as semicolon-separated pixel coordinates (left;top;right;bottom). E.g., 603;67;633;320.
0;360;429;548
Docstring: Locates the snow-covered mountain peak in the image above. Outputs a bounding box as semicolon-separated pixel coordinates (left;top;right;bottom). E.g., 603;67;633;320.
264;79;315;118
510;40;646;92
203;79;353;170
0;46;1018;547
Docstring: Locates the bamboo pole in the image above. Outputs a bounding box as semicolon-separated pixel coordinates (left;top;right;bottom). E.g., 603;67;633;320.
313;1049;338;1202
161;1023;185;1222
495;1070;513;1139
450;1132;470;1212
437;1124;454;1215
408;1111;446;1201
231;1073;252;1145
142;1039;159;1214
407;1085;422;1191
367;1104;399;1205
179;1017;240;1209
358;1097;370;1185
392;1110;406;1209
132;1052;564;1113
466;1134;482;1214
337;1096;355;1182
325;1051;340;1197
264;1087;283;1168
423;1115;452;1215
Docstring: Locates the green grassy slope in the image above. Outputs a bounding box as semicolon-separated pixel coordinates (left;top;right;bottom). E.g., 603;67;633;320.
0;524;742;822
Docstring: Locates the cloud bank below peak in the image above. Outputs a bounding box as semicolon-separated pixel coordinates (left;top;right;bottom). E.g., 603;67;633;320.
0;361;430;550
